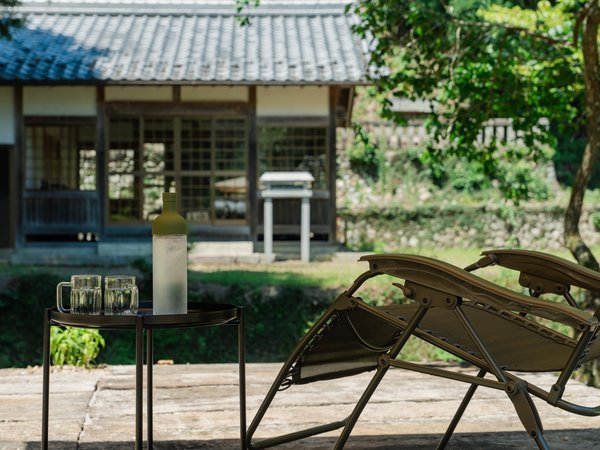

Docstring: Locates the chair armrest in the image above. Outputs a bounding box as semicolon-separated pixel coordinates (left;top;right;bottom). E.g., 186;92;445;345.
481;249;600;293
358;253;597;330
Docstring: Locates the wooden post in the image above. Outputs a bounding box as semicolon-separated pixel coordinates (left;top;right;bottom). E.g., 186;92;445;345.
248;86;258;243
96;86;106;240
328;86;337;244
14;85;24;248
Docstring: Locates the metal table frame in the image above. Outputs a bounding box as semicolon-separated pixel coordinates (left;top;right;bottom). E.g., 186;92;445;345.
41;301;246;450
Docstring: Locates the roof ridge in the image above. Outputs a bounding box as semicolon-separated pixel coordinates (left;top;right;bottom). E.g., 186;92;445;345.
18;1;351;16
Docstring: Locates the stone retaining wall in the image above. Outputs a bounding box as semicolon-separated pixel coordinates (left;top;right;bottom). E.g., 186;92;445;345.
338;206;600;251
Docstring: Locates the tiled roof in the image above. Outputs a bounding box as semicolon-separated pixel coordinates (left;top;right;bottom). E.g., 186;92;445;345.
0;1;369;84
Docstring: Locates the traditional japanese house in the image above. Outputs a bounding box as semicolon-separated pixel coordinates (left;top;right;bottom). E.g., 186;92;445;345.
0;0;367;260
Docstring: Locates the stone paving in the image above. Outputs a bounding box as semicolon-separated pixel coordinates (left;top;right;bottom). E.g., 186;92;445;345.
1;363;600;449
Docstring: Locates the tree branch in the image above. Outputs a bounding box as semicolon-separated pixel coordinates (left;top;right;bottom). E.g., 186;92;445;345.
573;0;596;48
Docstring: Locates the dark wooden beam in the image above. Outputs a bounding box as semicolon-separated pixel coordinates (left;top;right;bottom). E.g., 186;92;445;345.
14;85;24;248
248;86;258;243
105;101;249;116
328;86;337;244
173;85;181;103
24;116;95;125
256;116;329;127
96;85;107;240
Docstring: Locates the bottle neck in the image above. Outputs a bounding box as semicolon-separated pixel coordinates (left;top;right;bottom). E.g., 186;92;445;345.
162;192;177;213
163;198;176;213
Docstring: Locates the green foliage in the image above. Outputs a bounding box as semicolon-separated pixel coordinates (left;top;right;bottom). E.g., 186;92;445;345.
0;272;61;368
553;131;600;189
495;159;550;202
366;139;550;202
50;327;105;368
348;125;383;181
348;0;584;202
0;1;22;40
234;0;260;26
592;211;600;232
0;270;107;368
98;285;332;364
131;257;152;298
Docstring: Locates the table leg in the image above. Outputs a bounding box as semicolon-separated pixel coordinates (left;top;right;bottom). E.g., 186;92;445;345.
238;308;247;449
135;318;143;450
41;309;51;450
147;328;153;449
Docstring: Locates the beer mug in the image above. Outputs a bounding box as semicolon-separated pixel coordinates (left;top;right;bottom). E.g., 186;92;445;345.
104;276;139;315
56;275;102;314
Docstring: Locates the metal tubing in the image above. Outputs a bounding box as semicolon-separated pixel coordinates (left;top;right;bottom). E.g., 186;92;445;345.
334;305;428;449
548;329;595;405
351;300;490;370
147;328;153;449
135;317;143;450
41;309;51;450
388;361;499;390
534;432;551;450
238;308;247;450
436;369;487;450
247;307;338;446
563;291;579;309
251;420;347;449
453;307;508;383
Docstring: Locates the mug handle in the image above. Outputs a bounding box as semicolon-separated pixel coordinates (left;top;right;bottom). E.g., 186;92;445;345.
130;286;139;314
56;282;71;313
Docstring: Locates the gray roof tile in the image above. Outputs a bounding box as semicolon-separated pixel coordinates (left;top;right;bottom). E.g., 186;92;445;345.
0;1;368;84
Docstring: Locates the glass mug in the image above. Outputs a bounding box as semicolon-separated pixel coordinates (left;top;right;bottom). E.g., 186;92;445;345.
104;276;139;315
56;275;102;314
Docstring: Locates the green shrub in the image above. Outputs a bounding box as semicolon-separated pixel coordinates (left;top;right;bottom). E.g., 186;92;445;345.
97;285;332;364
50;327;105;367
0;272;62;368
348;125;383;181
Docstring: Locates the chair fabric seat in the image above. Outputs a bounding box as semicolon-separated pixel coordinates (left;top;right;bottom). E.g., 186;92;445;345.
295;302;592;384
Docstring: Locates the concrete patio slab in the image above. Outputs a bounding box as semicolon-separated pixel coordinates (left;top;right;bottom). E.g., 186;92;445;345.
1;363;599;449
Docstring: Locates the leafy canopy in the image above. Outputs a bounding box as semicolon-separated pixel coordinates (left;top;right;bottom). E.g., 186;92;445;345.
0;0;21;40
349;0;587;201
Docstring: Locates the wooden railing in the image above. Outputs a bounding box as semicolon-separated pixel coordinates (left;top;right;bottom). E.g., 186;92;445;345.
23;191;100;233
338;118;529;150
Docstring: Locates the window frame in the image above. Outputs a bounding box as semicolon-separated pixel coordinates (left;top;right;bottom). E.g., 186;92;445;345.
257;121;330;192
106;115;249;226
23;116;97;192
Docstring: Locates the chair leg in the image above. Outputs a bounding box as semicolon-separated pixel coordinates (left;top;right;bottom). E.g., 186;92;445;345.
436;369;487;450
247;308;339;448
334;305;428;449
505;380;549;450
333;364;389;450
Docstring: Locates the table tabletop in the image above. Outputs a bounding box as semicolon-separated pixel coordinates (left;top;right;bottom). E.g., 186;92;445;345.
48;301;240;330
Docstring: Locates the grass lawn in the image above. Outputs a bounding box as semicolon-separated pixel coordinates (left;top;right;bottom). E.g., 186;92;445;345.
189;245;599;292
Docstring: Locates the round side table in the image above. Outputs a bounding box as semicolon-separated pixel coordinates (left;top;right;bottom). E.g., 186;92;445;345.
41;301;246;450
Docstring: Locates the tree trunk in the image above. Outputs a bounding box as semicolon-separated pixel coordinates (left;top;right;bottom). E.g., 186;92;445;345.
564;5;600;280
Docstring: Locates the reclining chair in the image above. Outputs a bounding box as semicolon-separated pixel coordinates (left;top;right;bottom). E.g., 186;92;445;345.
246;250;600;449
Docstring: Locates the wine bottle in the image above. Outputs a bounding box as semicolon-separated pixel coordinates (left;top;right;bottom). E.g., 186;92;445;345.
152;192;188;315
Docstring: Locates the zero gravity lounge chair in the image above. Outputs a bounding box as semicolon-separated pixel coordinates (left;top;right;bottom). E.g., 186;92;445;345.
246;250;600;449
